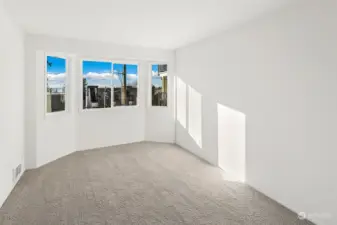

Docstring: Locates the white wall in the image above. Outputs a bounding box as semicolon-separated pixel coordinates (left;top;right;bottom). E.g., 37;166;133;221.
25;34;175;169
145;64;175;143
175;1;337;225
0;1;25;207
217;104;246;182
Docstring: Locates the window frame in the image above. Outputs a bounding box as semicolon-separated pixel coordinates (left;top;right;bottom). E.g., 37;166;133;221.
44;53;69;116
149;62;169;108
80;58;113;112
80;57;140;112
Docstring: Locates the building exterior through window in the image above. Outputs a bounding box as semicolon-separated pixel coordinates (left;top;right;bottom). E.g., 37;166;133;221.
152;64;168;106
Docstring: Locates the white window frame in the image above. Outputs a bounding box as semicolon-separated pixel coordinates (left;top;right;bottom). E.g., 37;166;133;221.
80;58;113;112
44;53;69;116
149;62;169;108
80;58;140;112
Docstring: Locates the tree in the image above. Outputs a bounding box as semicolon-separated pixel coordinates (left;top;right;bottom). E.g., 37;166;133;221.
115;64;127;105
122;64;127;105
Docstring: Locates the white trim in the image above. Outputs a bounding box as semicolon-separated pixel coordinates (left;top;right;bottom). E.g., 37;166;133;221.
44;53;69;117
80;58;113;112
79;54;142;65
149;62;169;108
79;58;140;112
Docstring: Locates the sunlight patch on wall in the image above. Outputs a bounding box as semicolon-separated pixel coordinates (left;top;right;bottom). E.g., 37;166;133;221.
188;86;202;148
217;103;246;182
176;77;187;128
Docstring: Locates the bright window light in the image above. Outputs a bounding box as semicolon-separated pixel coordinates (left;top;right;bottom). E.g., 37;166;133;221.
46;55;67;113
113;64;138;106
82;61;138;109
151;64;168;106
188;86;202;148
177;77;187;128
217;103;246;182
82;60;112;109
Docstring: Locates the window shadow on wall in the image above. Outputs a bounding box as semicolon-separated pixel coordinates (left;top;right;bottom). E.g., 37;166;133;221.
217;103;246;182
176;77;187;128
188;86;202;148
176;77;246;183
176;76;203;149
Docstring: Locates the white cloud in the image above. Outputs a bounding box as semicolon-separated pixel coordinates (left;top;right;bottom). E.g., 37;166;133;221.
83;72;126;82
48;83;65;89
127;74;137;79
152;71;167;77
47;73;65;80
128;79;138;87
47;73;65;89
113;73;137;81
82;72;137;87
84;72;114;79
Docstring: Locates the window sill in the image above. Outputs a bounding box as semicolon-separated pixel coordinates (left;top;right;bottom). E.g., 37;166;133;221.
148;105;170;109
80;105;140;113
45;110;68;118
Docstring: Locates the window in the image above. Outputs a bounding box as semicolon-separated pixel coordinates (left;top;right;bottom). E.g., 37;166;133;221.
46;56;67;113
113;64;138;106
82;60;112;109
82;60;138;109
151;64;168;106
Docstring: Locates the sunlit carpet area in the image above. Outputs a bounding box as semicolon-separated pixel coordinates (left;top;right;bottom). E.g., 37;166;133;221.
0;142;314;225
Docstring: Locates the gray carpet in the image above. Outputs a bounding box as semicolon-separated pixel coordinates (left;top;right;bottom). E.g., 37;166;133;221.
0;142;314;225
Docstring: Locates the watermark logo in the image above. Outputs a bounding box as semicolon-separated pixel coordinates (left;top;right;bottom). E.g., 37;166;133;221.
298;212;307;220
298;212;332;221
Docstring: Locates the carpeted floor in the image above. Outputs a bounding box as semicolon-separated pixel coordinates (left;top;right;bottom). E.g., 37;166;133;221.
0;142;314;225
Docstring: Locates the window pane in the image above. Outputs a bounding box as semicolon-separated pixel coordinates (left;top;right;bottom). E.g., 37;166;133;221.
46;56;66;113
82;60;112;109
152;64;167;106
113;64;138;106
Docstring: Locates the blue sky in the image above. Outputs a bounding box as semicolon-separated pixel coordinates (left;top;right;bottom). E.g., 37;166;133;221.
152;65;164;88
82;60;111;74
46;58;165;89
47;56;66;89
82;61;138;87
47;56;66;74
